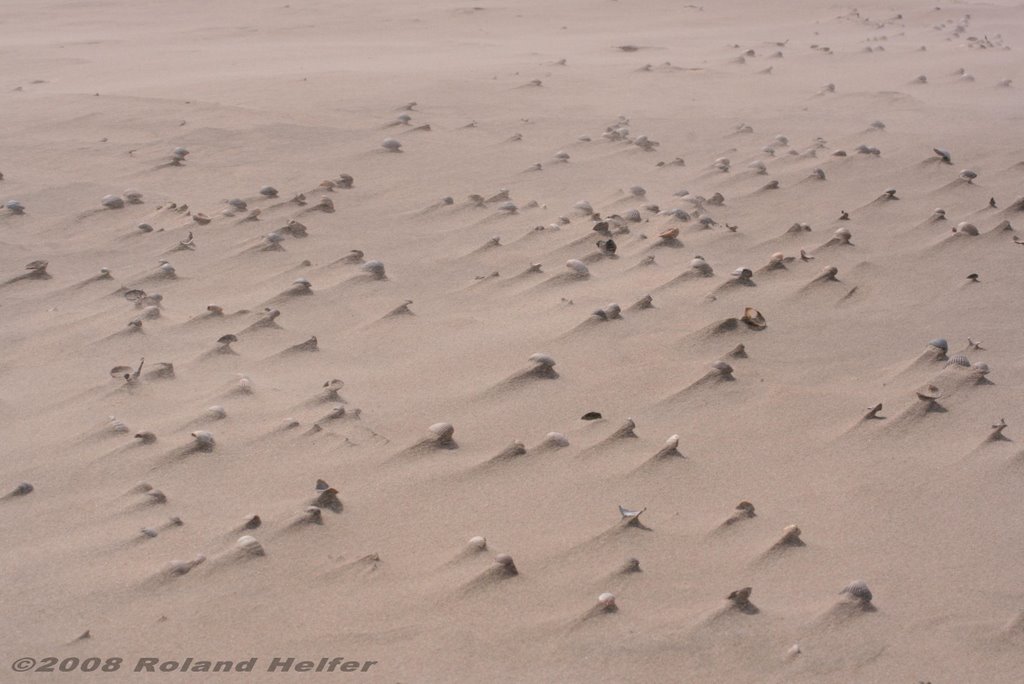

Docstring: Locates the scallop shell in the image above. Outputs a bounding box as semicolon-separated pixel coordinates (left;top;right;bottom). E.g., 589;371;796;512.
946;354;970;368
840;580;872;603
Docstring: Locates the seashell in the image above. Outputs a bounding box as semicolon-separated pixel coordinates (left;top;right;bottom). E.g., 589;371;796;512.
206;304;223;315
928;338;948;352
972;362;990;375
959;169;977;182
543;432;569;448
136;222;153;233
123;190;143;204
659;227;680;240
870;120;886;130
312;487;342;513
946;354;970;368
565;259;589;276
496;201;517;213
581;411;602;420
528;353;556;368
622;208;641;222
192;212;211;225
259;185;278;197
618;505;645;525
574;200;594;214
597;592;618;612
381;138;402;152
690;256;713;275
101;194;125;209
955;222;978;235
597;238;616;254
916;384;942;401
7;482;34;497
468;536;487;551
811;168;826;180
728;587;753;607
748;160;767;174
429;422;455;443
730;267;753;279
336;174;353;188
5;200;26;214
205;405;227;419
760;180;780;190
190;431;215;451
361;260;386;279
165;554;206;577
711;360;733;376
236;535;265;557
493;553;518;575
628;185;646;197
553;151;570;161
242;514;262;530
840;580;873;604
741;307;765;329
134;431;157;444
172;147;189;161
300;506;323;525
933;148;951;164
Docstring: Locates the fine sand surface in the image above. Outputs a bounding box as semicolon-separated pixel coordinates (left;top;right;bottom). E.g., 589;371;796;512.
2;0;1024;681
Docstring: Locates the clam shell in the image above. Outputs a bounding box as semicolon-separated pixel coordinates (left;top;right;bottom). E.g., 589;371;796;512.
101;194;124;209
840;580;872;603
927;338;948;351
429;422;455;440
381;138;402;151
946;354;970;368
565;259;589;275
237;535;265;557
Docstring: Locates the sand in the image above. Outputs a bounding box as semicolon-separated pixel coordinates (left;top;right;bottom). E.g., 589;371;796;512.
2;0;1024;681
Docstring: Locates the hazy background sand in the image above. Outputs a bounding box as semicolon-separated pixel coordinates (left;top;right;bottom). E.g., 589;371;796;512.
2;0;1024;681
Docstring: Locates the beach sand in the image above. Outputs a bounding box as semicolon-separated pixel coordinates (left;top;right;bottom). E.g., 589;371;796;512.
2;0;1024;681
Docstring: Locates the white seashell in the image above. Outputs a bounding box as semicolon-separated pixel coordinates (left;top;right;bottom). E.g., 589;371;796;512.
573;200;593;214
429;422;455;440
730;267;753;279
597;592;617;609
381;138;402;151
236;535;265;557
172;147;189;160
468;536;487;550
543;432;570;447
959;169;977;182
690;257;713;275
528;353;556;367
565;259;589;275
